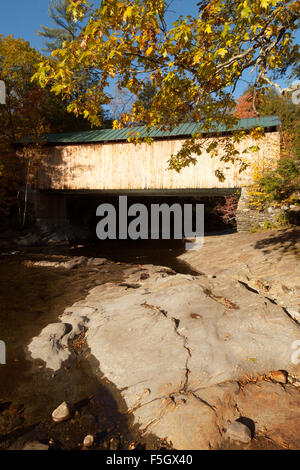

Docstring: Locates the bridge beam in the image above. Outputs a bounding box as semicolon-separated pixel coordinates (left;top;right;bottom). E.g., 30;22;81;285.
43;188;238;198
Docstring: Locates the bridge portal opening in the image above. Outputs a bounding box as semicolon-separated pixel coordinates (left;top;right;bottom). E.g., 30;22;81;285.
63;190;239;242
33;189;240;267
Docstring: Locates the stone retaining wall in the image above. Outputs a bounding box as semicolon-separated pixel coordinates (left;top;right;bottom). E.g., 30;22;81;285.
236;187;300;231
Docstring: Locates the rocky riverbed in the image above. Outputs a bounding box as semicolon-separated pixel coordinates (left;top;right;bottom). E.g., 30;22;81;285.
0;250;167;450
1;229;300;450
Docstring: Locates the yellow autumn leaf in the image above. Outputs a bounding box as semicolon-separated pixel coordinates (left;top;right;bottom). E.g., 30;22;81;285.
260;0;270;8
193;54;201;64
145;46;154;56
217;48;228;58
123;6;134;21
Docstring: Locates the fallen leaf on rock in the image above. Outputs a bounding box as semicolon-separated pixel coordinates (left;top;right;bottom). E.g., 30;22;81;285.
190;313;202;319
211;295;239;309
203;288;239;309
280;441;289;449
268;370;288;384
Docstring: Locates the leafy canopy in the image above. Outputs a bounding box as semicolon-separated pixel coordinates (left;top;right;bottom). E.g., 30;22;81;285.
33;0;300;173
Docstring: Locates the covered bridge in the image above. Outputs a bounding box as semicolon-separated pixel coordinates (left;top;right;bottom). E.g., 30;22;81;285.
27;115;281;235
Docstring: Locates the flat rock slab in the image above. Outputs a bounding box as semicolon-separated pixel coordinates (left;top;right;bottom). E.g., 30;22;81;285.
142;276;300;389
84;268;300;395
180;229;300;321
28;264;300;449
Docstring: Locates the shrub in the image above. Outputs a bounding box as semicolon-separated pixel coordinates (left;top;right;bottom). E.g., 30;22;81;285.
258;157;300;204
248;156;300;209
216;195;238;225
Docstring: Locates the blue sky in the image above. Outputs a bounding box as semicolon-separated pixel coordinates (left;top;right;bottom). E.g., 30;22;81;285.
0;0;199;50
0;0;50;50
0;0;298;99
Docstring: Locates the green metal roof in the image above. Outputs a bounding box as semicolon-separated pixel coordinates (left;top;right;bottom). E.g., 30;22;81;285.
20;115;281;145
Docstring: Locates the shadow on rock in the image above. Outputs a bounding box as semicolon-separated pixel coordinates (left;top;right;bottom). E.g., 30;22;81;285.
254;228;300;255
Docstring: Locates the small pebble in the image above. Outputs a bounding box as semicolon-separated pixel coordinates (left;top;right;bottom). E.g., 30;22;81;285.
83;435;94;448
52;401;71;423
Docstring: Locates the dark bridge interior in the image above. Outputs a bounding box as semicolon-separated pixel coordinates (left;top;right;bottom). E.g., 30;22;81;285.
66;192;238;242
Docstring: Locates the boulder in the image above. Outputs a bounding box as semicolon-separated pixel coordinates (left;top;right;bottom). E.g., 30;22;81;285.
226;420;252;444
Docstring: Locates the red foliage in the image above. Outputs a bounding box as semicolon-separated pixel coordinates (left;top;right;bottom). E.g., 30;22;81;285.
233;91;257;118
216;196;238;224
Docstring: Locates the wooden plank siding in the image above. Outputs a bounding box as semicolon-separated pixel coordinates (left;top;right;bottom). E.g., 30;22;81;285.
35;131;281;191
